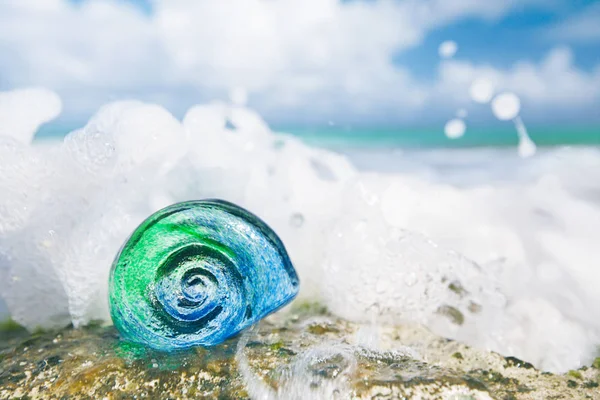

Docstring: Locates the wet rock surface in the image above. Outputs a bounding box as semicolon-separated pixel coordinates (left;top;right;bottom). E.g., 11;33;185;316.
1;304;599;399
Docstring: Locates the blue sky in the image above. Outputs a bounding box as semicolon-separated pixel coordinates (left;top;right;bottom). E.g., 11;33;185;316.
1;0;599;129
398;7;600;75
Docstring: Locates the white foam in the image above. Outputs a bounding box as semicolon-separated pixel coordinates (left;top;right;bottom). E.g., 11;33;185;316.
0;90;599;372
0;88;62;143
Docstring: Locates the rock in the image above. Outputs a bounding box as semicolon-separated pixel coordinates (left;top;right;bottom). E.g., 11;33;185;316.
1;304;599;399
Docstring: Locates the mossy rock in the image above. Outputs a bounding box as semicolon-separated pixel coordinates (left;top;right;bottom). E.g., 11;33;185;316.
1;305;599;399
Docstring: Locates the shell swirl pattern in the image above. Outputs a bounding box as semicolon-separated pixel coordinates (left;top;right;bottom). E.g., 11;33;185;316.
109;200;299;351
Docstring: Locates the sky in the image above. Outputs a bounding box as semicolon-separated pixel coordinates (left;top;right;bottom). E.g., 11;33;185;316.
0;0;599;129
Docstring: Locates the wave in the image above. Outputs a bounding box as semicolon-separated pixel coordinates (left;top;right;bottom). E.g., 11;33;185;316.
0;90;599;372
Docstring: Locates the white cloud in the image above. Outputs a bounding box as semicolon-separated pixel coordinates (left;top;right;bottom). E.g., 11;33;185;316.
545;3;600;42
436;47;600;109
0;0;597;123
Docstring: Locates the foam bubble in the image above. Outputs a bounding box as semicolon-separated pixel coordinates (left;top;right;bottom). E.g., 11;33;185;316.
444;118;466;139
491;92;521;121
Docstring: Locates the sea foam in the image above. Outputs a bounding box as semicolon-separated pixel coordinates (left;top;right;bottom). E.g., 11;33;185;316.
0;88;599;372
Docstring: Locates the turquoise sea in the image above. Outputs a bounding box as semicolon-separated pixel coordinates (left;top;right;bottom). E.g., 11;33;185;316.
284;126;600;149
35;123;600;149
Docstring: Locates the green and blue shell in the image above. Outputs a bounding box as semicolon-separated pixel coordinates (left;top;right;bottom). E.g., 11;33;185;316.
109;200;299;351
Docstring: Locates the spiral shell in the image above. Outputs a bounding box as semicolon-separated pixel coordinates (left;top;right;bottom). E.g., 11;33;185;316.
109;200;299;350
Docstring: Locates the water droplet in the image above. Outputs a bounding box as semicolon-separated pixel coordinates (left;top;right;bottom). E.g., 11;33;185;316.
469;78;495;104
290;213;304;228
444;118;466;139
438;40;458;58
491;92;521;121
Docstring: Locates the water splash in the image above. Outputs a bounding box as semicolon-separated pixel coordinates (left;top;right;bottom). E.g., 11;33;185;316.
1;90;599;372
492;92;537;158
514;116;537;158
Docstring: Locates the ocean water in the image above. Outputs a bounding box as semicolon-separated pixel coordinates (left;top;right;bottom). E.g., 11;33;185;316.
1;90;600;374
37;124;600;148
285;126;600;149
